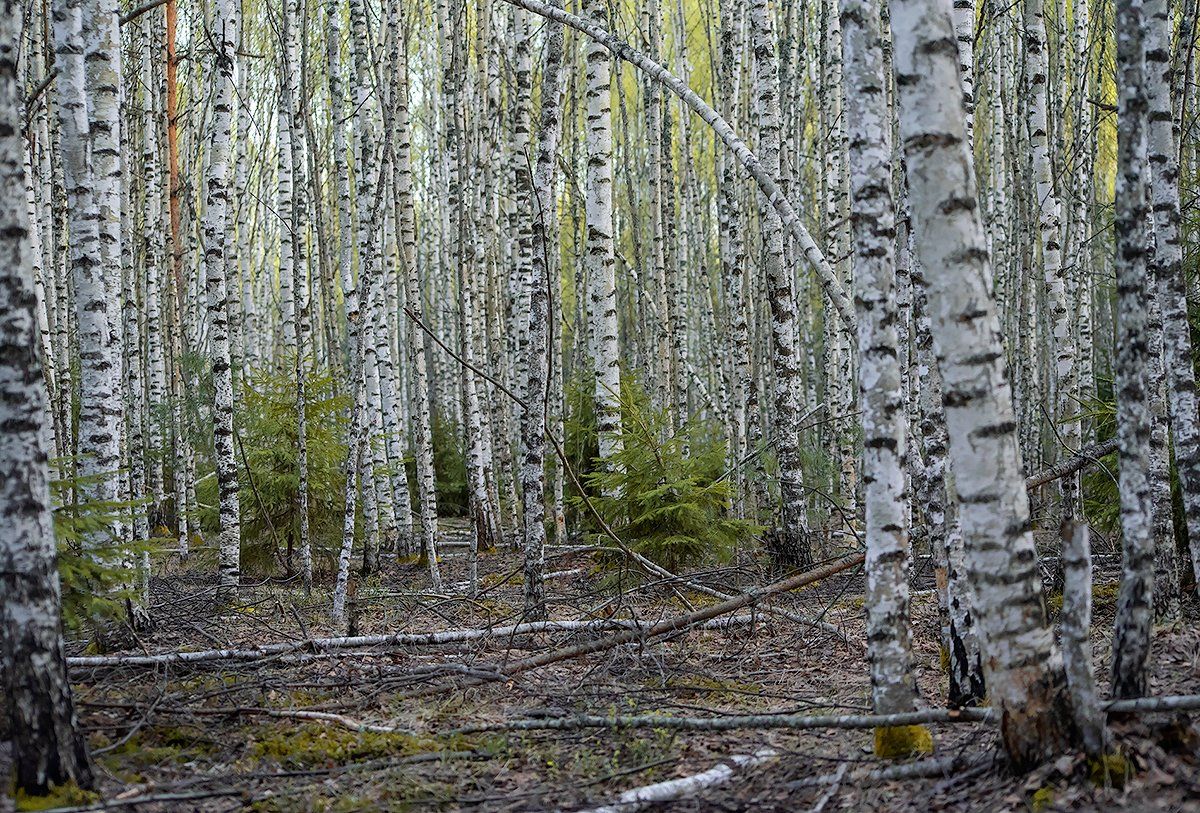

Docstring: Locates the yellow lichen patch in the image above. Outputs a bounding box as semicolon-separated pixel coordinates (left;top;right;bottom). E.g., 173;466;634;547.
1030;785;1056;812
872;724;934;759
1087;752;1130;789
13;782;99;812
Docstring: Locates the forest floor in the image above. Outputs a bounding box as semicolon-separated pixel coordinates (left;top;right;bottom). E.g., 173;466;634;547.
4;519;1200;812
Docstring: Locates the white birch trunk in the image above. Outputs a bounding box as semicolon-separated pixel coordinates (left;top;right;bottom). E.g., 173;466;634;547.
0;16;94;787
839;0;919;724
204;0;241;600
1110;0;1156;700
889;0;1075;768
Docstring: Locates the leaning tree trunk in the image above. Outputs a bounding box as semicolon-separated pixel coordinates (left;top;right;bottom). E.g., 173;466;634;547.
839;0;922;756
0;9;94;787
1111;0;1157;701
888;0;1076;770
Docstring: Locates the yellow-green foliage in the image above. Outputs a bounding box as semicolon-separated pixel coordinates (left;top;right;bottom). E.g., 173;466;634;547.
872;725;934;759
13;783;98;812
1088;752;1130;789
1030;785;1056;812
251;725;474;767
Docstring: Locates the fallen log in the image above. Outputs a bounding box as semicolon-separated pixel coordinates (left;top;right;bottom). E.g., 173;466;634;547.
486;553;866;683
65;614;763;669
1024;437;1118;491
452;706;995;736
454;693;1200;736
570;749;778;813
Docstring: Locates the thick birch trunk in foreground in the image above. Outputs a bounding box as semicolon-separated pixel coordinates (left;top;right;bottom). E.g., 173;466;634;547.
888;0;1075;769
204;0;241;601
0;13;94;787
839;0;921;748
1111;0;1156;700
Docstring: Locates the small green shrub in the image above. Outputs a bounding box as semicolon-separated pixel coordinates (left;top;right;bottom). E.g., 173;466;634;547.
432;411;468;517
575;379;759;572
197;361;350;575
51;468;147;630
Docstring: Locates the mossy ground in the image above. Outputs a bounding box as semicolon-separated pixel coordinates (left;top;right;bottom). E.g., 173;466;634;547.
36;530;1198;812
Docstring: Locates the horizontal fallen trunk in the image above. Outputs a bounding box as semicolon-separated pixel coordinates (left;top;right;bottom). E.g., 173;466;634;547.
451;706;995;736
453;693;1200;736
1104;694;1200;714
573;749;778;813
1024;437;1118;491
65;615;762;669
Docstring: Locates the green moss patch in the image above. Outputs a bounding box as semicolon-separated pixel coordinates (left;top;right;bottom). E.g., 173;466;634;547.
873;724;934;759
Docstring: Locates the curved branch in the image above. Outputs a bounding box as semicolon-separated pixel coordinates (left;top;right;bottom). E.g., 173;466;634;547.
497;0;856;336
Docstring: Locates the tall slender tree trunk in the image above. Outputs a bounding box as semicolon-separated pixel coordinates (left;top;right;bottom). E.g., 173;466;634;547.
54;0;121;547
1146;0;1200;595
839;0;921;748
1111;0;1157;700
522;1;565;620
204;0;241;601
584;0;623;481
751;0;811;568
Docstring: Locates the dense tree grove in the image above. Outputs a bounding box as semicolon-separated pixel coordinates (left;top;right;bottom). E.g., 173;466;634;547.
5;0;1200;804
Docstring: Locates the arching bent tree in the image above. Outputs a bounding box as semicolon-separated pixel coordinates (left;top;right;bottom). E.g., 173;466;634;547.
0;0;94;790
888;0;1076;770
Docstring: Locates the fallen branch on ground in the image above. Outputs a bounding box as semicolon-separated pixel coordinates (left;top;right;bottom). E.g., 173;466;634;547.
451;706;995;736
571;749;778;813
1104;694;1200;714
65;615;763;669
459;553;865;690
452;693;1200;736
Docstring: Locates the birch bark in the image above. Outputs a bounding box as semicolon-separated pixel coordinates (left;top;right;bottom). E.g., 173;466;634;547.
0;9;94;787
889;0;1075;768
1111;0;1156;700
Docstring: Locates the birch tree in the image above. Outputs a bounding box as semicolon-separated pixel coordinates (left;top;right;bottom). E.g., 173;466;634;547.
888;0;1076;768
204;0;242;600
839;0;921;749
1;4;94;790
1110;0;1156;700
